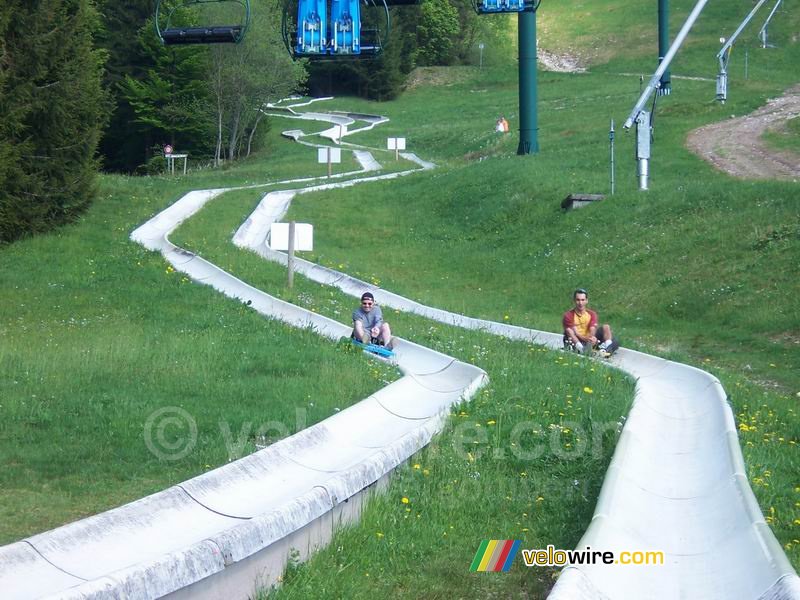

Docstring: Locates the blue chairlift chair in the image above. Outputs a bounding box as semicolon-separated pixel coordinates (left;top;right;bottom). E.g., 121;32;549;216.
296;0;328;54
285;0;388;59
330;0;361;54
475;0;526;13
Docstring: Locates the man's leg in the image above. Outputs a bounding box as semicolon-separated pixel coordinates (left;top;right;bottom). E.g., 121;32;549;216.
353;321;370;344
379;323;392;349
564;330;583;353
597;324;618;355
597;324;613;348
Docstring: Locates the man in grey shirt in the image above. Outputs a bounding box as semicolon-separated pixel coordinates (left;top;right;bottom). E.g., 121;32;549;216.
352;291;393;348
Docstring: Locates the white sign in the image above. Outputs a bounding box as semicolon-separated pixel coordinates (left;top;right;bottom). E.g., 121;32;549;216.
317;147;341;163
387;137;406;150
270;223;314;252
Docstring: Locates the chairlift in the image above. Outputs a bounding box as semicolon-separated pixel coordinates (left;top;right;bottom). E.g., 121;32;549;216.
155;0;251;45
474;0;534;14
283;0;389;59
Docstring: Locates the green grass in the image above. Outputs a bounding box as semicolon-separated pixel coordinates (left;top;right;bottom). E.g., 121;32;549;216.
763;114;800;155
1;0;799;595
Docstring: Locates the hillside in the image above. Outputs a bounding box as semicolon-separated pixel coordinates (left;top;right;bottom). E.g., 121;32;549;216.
1;0;798;598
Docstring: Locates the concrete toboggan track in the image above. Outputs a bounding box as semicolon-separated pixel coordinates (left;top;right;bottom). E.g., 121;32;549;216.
1;98;798;600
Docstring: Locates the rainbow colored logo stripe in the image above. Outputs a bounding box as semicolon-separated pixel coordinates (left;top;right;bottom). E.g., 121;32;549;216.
470;540;521;571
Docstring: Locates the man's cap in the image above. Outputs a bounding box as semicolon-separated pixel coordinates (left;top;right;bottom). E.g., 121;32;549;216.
361;292;375;302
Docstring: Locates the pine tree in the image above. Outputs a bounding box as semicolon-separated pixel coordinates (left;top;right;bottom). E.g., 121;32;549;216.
0;0;109;244
95;0;154;172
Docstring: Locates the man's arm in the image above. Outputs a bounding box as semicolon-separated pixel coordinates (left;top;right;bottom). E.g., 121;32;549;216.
584;310;599;343
370;306;384;327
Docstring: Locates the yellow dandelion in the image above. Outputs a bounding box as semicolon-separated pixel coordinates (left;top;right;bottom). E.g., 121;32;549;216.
376;532;384;538
536;496;544;502
401;497;409;504
487;420;496;426
423;469;430;476
413;464;421;470
583;387;593;394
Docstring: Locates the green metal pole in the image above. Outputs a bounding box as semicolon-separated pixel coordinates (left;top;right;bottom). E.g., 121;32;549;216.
517;6;539;154
658;0;671;95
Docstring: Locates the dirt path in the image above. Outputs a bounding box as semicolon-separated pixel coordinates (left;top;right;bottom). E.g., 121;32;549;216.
686;84;800;180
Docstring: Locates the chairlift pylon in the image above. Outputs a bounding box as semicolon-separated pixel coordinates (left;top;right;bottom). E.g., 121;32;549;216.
283;0;390;59
155;0;251;45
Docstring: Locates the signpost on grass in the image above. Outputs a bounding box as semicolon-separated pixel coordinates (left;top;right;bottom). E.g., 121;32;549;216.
163;144;188;175
387;137;406;160
270;222;314;289
318;147;341;178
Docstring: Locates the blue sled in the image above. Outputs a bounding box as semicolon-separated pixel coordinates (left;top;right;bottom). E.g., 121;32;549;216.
351;338;395;358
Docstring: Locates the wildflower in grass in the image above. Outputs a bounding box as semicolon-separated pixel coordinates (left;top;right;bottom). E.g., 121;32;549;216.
487;419;496;426
376;532;384;538
583;386;593;394
413;463;421;470
504;315;509;321
423;469;430;476
536;496;544;502
401;497;409;504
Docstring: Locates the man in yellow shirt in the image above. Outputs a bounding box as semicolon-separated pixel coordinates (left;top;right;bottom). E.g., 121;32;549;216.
562;288;618;357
